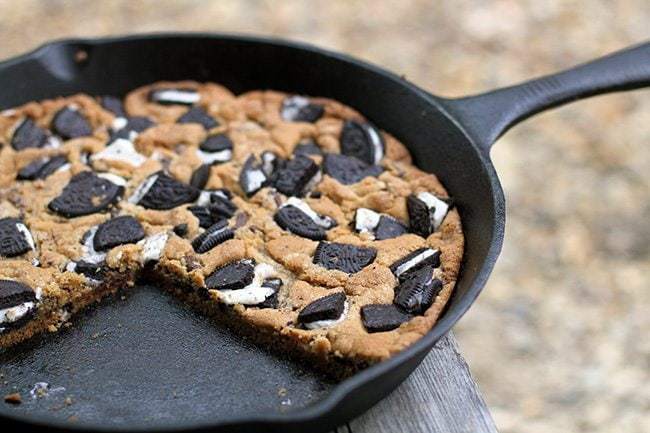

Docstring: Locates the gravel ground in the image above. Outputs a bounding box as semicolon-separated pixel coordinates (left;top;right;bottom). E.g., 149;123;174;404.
0;1;648;432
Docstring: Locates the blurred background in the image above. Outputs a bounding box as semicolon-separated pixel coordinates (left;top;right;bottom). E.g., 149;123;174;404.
0;1;648;432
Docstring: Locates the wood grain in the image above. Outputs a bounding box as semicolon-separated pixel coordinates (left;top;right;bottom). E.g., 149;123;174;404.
335;332;498;433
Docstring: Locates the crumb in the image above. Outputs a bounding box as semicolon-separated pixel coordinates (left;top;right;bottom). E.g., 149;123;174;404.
277;387;288;397
4;392;22;405
64;396;73;406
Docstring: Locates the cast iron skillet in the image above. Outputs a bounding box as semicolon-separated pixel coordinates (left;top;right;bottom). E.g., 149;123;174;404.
0;34;648;433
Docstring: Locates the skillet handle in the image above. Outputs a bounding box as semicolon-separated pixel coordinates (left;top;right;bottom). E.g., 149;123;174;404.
442;41;650;155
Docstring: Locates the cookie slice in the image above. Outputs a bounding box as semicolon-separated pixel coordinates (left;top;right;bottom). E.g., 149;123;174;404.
361;304;412;333
393;265;442;314
205;259;256;291
298;292;347;329
340;120;384;165
272;155;320;197
191;219;235;253
354;208;407;240
313;242;376;274
17;155;68;180
11;118;49;151
0;218;35;258
177;106;219;130
389;247;441;280
239;155;269;197
322;154;383;185
281;96;324;123
49;171;124;218
407;192;451;237
129;171;199;210
149;88;200;106
101;95;126;117
51;107;93;139
93;216;145;251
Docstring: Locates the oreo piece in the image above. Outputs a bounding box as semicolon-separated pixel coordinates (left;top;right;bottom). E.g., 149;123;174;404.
208;194;237;219
0;218;34;257
51;107;92;139
49;171;124;218
200;133;233;153
177;107;219;130
0;280;36;310
258;278;283;309
340;120;384;165
111;116;155;140
149;88;200;106
272;155;320;197
11;118;49;150
375;216;408;240
293;139;323;157
72;260;105;281
101;96;126;117
353;208;407;240
17;155;68;180
323;154;383;185
393;265;442;314
261;151;284;178
190;164;211;190
361;304;412;333
188;206;216;228
205;259;255;290
191;219;235;253
239;155;269;197
130;172;199;210
281;96;324;123
173;223;188;237
274;205;327;240
298;292;346;324
407;192;451;237
93;216;145;251
313;242;376;274
389;247;441;280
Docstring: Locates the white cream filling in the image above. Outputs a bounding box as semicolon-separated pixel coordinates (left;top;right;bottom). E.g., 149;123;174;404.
394;248;439;278
216;263;277;305
304;301;349;330
111;117;128;131
243;167;267;193
97;172;128;186
153;89;200;105
55;163;71;174
15;222;35;250
138;232;169;263
46;136;62;149
281;96;309;121
365;124;384;165
354;208;381;235
417;192;450;230
128;174;158;204
0;301;35;324
196;148;232;164
80;226;106;264
261;152;278;176
93;138;147;167
303;170;322;194
282;197;334;228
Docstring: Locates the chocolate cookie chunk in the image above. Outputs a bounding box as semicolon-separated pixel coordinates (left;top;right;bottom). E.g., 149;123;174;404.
177;106;219;130
49;171;124;218
272;155;320;197
0;280;36;310
191;219;235;253
340;120;384;165
389;247;440;280
361;304;412;333
239;155;269;197
322;154;383;185
101;95;126;117
51;107;93;139
0;218;34;257
393;265;442;314
281;96;324;123
274;205;328;240
130;172;199;210
258;278;283;309
407;192;451;237
149;88;199;106
205;259;255;290
313;242;376;274
11;118;49;150
17;155;68;180
93;216;145;251
298;292;346;324
190;164;212;190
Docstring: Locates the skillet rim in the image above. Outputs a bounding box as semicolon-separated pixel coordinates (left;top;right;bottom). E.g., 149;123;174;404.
0;32;506;432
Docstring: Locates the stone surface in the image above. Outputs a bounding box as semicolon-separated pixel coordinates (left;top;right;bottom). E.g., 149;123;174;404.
0;1;648;432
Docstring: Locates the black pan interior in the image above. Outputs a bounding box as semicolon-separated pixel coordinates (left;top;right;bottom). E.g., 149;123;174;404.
0;34;504;432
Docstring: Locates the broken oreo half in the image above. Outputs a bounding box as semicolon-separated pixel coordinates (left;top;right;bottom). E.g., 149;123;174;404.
51;107;93;139
272;155;320;197
389;247;440;281
49;171;124;218
274;205;327;240
393;265;442;314
93;216;145;251
322;154;383;185
11;118;49;151
129;171;199;210
0;217;34;258
340;120;384;165
361;304;412;333
298;292;346;326
281;96;324;123
177;106;219;130
0;279;36;310
313;242;376;274
407;192;451;237
191;219;235;253
354;208;407;240
17;155;69;181
149;88;200;106
205;259;256;291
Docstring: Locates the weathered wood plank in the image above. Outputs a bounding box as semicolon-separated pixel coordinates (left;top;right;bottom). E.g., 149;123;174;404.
346;332;498;433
